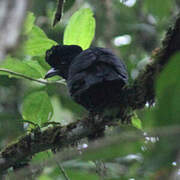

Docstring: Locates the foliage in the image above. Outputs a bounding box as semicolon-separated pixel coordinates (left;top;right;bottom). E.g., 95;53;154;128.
22;90;53;126
63;8;96;50
0;8;95;127
131;113;142;130
24;25;57;56
0;57;42;79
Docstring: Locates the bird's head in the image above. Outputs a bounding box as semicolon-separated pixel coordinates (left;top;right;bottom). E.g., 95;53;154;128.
44;45;82;79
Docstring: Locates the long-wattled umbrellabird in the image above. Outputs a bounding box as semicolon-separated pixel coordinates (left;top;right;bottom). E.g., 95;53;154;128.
45;45;128;111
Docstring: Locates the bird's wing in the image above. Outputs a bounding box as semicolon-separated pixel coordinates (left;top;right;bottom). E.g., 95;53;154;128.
68;48;97;77
67;47;129;98
93;47;128;82
69;47;128;83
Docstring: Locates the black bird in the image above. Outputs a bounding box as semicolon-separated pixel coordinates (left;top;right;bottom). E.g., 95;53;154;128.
45;45;128;111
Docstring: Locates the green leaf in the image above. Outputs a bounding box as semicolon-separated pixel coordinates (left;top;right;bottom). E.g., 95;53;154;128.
32;56;51;71
156;53;180;96
0;57;42;79
66;169;99;180
154;53;180;126
51;96;74;125
22;91;53;126
132;113;142;130
25;25;57;56
142;53;180;128
63;8;95;50
32;150;52;163
38;175;52;180
26;60;47;77
23;12;35;35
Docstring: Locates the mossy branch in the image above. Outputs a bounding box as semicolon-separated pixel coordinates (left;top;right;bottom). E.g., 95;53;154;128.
129;13;180;109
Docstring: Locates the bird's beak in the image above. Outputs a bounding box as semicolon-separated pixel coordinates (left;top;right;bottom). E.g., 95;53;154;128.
44;68;60;79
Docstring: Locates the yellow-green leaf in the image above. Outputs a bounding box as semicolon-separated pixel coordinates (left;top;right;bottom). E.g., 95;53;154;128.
132;114;142;130
22;91;53;126
63;8;95;50
0;57;42;79
23;12;35;35
24;26;57;56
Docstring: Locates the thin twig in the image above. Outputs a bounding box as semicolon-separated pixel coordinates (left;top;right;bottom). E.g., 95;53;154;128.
0;68;66;85
47;151;70;180
56;162;70;180
53;0;64;26
94;160;107;180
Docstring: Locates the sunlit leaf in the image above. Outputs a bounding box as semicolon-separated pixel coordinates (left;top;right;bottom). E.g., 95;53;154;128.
132;114;142;130
38;175;52;180
25;26;57;56
63;8;95;50
22;91;53;126
33;56;51;71
26;60;47;77
23;12;35;35
0;57;42;79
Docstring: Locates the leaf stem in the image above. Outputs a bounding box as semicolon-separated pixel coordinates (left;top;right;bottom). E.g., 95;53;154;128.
47;151;70;180
56;162;70;180
0;68;66;85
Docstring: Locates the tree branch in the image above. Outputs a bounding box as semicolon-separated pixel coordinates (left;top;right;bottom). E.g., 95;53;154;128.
0;12;180;174
6;125;180;178
129;13;180;109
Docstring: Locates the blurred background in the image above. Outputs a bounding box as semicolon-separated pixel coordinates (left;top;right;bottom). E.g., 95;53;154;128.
1;0;180;179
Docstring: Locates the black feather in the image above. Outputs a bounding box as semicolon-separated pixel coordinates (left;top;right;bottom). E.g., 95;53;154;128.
45;45;128;111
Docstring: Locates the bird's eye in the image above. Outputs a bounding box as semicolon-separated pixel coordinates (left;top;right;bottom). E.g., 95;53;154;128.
61;61;66;65
46;50;52;59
